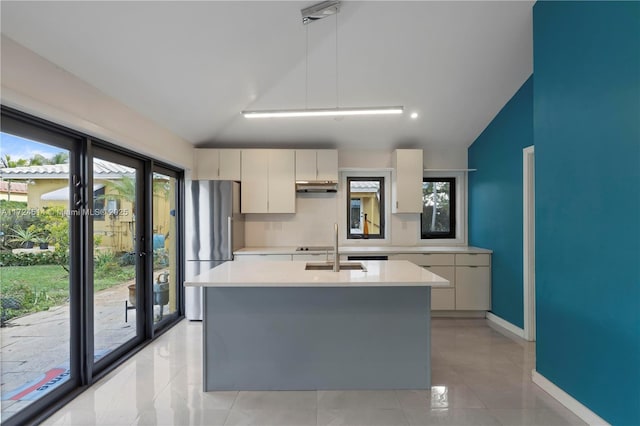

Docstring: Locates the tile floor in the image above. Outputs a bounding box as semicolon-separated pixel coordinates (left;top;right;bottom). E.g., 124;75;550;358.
43;319;586;426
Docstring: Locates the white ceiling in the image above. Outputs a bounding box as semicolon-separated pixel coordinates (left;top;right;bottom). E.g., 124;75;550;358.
1;1;533;150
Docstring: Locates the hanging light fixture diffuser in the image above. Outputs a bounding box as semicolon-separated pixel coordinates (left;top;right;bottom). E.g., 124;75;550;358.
242;106;404;119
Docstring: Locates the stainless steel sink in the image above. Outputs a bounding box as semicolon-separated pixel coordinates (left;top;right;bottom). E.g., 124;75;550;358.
305;262;367;271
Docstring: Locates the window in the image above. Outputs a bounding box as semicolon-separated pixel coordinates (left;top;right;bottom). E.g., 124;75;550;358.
421;177;456;239
347;177;385;239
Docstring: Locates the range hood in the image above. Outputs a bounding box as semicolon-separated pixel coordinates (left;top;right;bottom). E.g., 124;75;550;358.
295;181;338;193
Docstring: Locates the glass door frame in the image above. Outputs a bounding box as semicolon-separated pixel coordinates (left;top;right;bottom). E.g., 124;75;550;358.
151;164;184;333
0;108;83;425
87;143;148;377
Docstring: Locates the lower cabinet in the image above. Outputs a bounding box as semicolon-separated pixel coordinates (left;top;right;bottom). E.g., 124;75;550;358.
391;252;491;311
424;266;455;310
455;266;491;310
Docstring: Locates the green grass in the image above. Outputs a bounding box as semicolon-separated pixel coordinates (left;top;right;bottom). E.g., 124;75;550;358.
0;264;135;321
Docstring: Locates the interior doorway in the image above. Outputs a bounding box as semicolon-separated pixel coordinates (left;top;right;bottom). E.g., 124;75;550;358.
523;146;536;341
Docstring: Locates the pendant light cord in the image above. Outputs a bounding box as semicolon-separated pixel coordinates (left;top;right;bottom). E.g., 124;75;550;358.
335;13;339;108
305;24;309;109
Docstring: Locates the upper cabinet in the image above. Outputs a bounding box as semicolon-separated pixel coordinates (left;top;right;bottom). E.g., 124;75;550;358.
391;149;423;213
295;150;338;182
193;149;241;180
241;149;295;213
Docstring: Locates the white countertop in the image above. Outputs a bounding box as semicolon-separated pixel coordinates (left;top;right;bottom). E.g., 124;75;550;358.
184;260;450;288
234;245;492;255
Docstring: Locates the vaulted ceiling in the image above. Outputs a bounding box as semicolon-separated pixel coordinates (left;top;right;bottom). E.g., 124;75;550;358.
1;1;533;150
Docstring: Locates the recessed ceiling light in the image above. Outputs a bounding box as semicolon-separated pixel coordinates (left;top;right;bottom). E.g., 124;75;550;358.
410;112;419;119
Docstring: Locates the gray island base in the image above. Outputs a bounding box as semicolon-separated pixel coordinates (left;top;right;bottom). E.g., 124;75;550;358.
184;260;448;392
204;286;431;391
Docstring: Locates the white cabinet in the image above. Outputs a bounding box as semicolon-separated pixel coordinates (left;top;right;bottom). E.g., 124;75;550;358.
391;251;491;312
295;150;338;182
268;150;296;213
241;150;295;214
425;266;455;310
456;254;491;266
241;150;269;213
194;149;241;180
455;266;491;310
391;149;423;213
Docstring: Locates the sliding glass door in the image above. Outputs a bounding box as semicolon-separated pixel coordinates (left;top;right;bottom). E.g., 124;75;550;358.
91;148;145;369
0;116;79;422
0;107;183;426
152;167;180;328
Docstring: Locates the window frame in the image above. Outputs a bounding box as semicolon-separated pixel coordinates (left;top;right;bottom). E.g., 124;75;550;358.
419;171;467;245
345;175;386;240
421;177;456;239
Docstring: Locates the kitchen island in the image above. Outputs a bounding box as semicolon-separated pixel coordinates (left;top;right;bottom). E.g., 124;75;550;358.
184;260;448;391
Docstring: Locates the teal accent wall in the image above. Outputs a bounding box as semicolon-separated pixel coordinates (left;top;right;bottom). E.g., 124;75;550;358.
534;2;640;425
468;76;533;328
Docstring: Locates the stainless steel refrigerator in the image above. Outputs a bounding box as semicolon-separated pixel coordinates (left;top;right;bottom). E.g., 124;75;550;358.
185;180;244;320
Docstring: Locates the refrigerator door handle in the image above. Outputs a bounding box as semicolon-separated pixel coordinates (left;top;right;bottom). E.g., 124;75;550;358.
227;216;233;261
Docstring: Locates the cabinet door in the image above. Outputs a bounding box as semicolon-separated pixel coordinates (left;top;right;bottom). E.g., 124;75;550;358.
401;253;455;266
219;149;241;180
392;149;423;213
194;149;220;180
268;150;295;213
456;253;490;266
432;289;455;310
425;265;455;310
241;150;269;213
316;150;338;181
455;266;491;310
295;150;317;181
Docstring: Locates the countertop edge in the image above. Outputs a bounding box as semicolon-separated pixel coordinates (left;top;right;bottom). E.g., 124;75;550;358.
184;260;450;288
234;246;493;255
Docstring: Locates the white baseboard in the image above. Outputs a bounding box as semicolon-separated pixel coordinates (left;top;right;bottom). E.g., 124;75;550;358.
532;370;610;426
485;312;525;338
431;311;486;318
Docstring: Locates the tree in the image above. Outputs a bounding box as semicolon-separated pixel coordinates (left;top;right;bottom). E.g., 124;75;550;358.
50;152;69;164
1;154;28;168
29;154;47;166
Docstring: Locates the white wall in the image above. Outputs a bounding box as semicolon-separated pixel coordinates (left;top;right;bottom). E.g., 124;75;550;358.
244;148;468;247
0;36;194;169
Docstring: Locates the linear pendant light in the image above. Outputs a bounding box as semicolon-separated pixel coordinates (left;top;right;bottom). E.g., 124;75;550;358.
241;1;403;120
242;106;404;119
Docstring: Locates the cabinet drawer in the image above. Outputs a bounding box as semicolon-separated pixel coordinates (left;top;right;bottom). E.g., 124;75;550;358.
400;253;455;266
455;266;491;310
424;266;454;287
455;254;490;266
432;288;455;310
235;254;292;261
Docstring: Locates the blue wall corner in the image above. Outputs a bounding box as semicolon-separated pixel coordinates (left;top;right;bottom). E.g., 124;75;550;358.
468;75;533;329
533;2;640;424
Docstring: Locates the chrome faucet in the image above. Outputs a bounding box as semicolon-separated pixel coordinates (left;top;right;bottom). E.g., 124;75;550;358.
333;222;340;272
